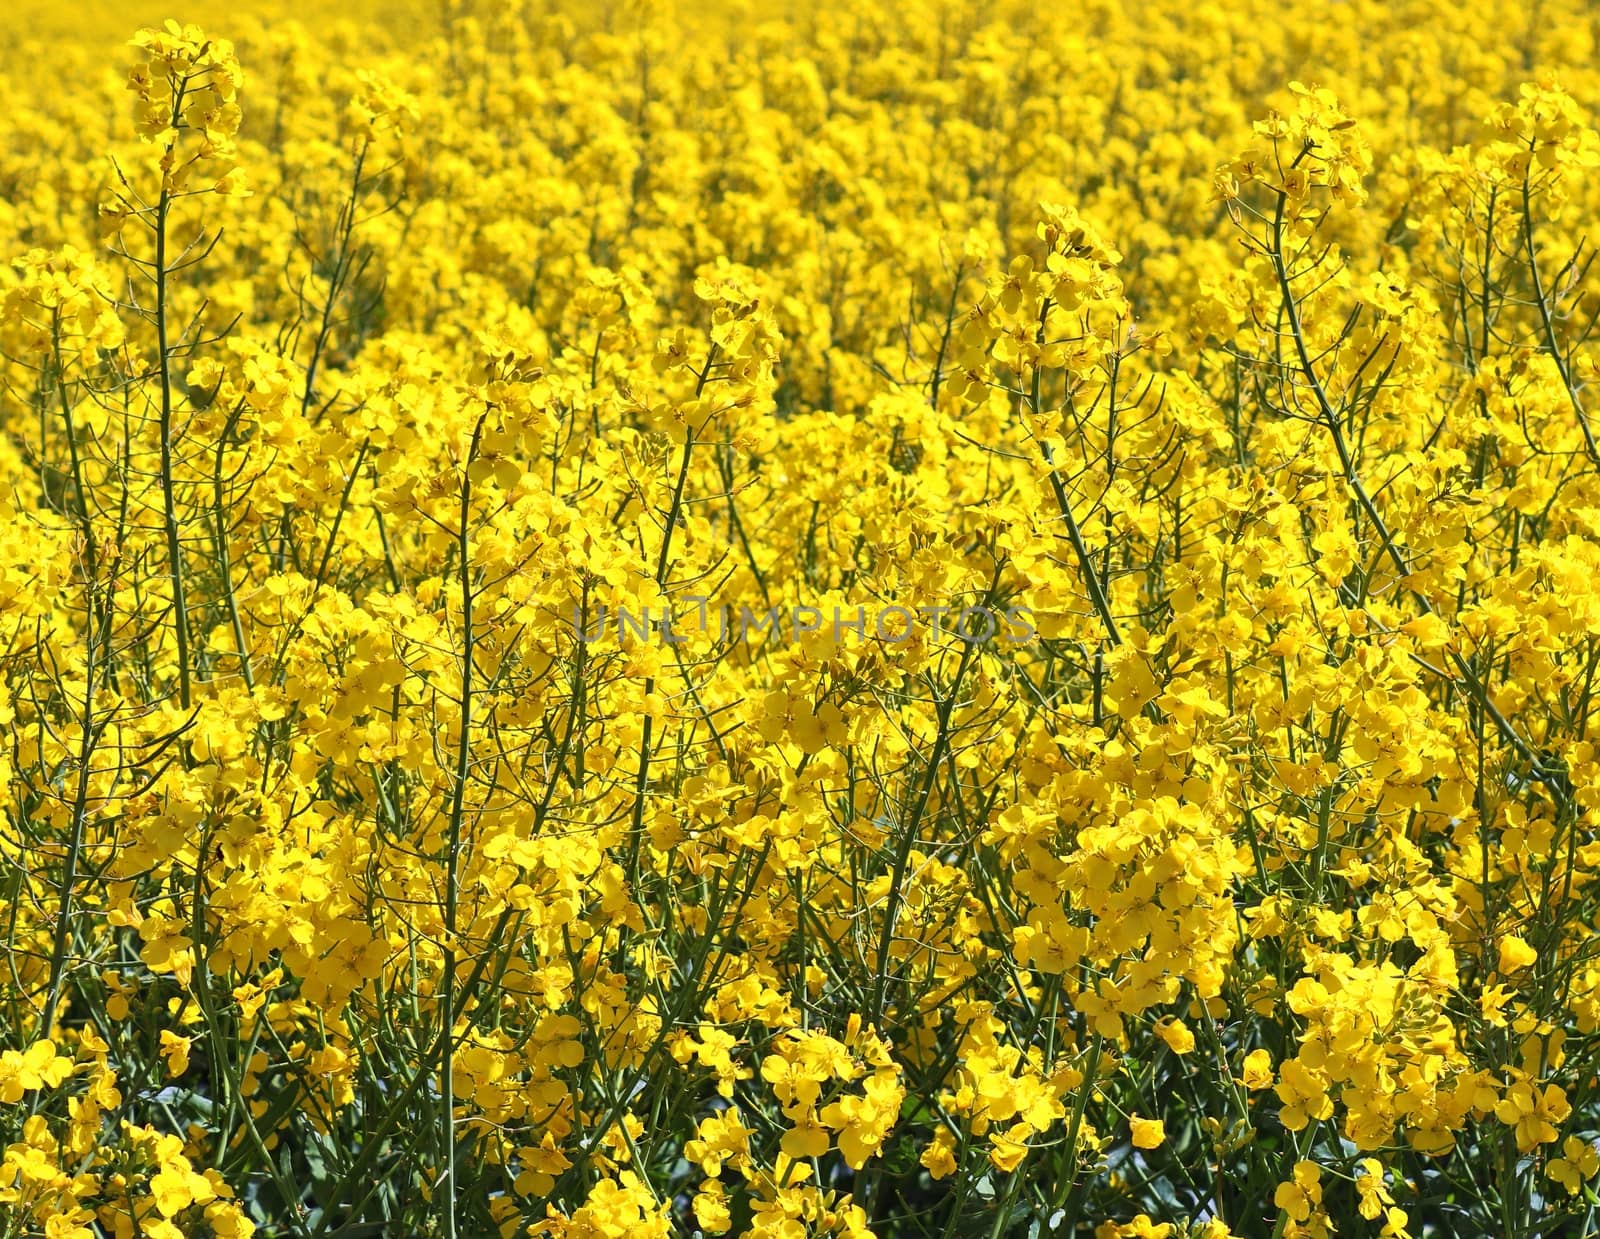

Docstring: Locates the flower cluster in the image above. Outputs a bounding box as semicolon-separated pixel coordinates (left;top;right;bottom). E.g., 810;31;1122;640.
3;2;1600;1237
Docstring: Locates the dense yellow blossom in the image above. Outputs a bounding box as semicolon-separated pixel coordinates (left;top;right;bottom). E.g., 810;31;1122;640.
2;0;1600;1236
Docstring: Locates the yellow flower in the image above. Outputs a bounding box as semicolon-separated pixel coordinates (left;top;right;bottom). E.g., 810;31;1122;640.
1130;1116;1165;1149
159;1031;191;1079
1154;1018;1196;1055
1498;935;1539;973
1273;1161;1324;1224
1239;1049;1275;1091
0;1041;73;1103
1549;1135;1600;1194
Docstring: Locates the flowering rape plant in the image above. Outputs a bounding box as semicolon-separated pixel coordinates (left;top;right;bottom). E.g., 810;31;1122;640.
5;1;1600;1237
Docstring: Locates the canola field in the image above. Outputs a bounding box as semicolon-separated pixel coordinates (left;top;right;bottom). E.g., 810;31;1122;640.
5;1;1600;1236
